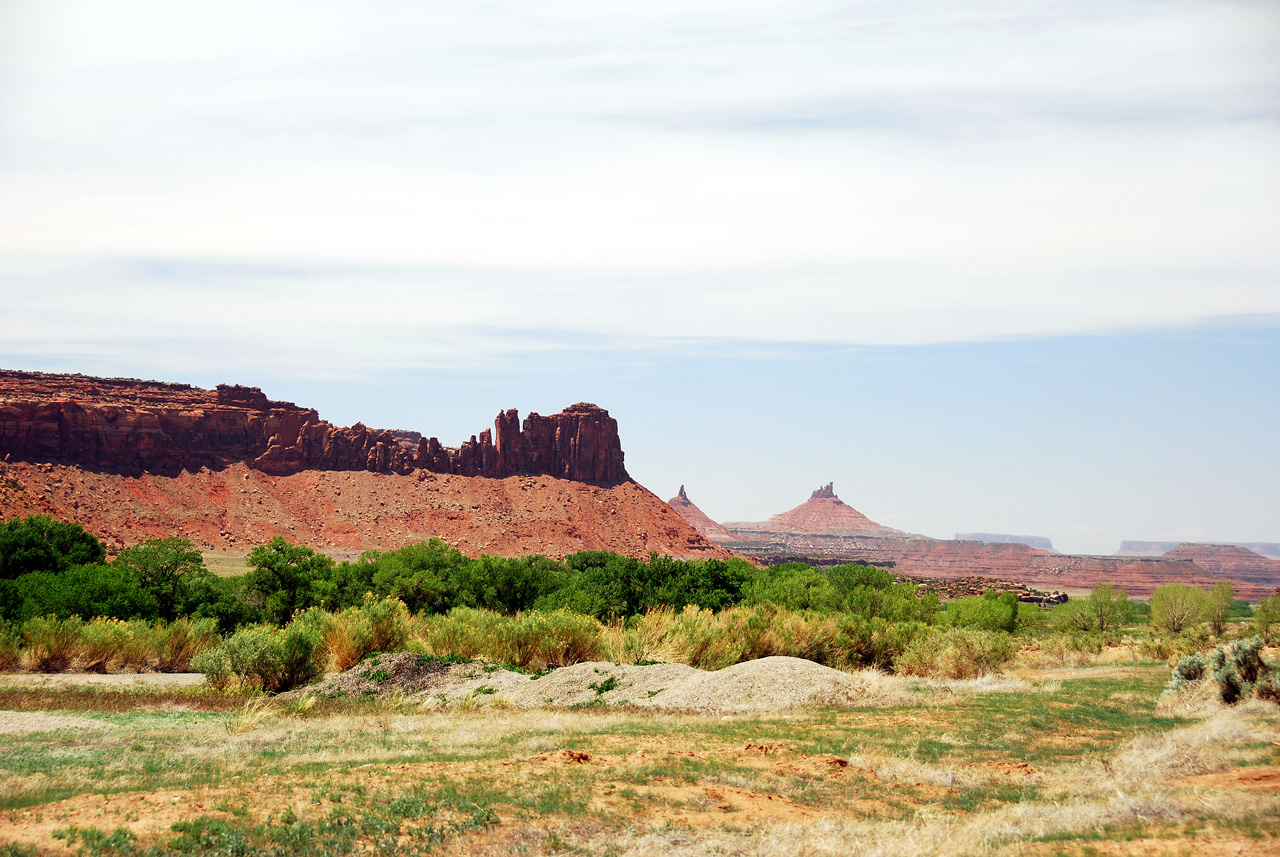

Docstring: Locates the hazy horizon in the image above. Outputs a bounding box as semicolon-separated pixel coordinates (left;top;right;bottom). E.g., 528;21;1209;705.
2;1;1277;555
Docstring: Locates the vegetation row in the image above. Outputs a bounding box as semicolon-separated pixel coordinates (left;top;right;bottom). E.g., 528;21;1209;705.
1;515;1276;694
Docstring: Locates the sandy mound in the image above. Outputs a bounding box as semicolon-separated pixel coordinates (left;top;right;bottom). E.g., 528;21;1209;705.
287;653;921;714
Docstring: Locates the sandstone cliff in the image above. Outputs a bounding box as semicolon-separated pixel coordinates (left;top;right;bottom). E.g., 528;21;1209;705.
0;370;627;483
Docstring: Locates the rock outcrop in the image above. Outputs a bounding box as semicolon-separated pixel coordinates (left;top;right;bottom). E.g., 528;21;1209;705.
666;486;736;540
955;533;1055;552
0;370;627;483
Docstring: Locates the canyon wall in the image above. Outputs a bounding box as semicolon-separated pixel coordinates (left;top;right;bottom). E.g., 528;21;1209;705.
0;370;627;483
955;533;1055;551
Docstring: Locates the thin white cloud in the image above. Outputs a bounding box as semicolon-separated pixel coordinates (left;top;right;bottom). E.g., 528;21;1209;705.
1;0;1277;372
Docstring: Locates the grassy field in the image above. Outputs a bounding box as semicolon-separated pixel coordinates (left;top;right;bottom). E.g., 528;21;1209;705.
199;553;249;578
1;664;1277;856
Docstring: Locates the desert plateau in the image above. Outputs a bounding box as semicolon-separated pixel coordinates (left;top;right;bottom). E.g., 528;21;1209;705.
3;4;1278;853
1;369;1277;856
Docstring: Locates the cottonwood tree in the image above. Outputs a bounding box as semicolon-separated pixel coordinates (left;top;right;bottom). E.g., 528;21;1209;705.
1255;592;1280;643
1207;581;1235;636
1085;583;1134;632
1149;582;1210;635
243;537;335;624
114;537;206;620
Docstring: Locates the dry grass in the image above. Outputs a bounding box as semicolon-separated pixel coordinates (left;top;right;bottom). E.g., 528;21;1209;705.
2;644;1278;856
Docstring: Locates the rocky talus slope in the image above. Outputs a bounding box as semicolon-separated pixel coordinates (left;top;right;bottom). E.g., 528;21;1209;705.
0;370;726;559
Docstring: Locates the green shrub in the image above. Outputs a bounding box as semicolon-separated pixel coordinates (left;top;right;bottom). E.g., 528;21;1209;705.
941;592;1019;632
893;627;1016;679
0;515;105;579
2;564;159;622
0;618;20;670
192;623;322;692
412;607;602;671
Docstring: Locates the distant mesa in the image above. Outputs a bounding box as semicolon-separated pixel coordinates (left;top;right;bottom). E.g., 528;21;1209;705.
708;484;1275;598
731;482;903;537
666;485;736;540
1118;540;1280;561
1115;541;1183;556
955;533;1055;552
1161;544;1280;588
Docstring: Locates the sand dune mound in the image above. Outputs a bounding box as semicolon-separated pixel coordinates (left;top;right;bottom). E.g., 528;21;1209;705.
289;653;925;714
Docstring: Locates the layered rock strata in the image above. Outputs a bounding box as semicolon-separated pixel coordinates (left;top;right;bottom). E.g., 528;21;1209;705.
0;370;627;483
955;533;1055;551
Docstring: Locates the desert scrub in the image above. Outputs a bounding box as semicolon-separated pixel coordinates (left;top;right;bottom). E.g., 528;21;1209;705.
608;604;926;671
76;618;152;672
1165;636;1277;706
0;618;20;670
19;615;84;671
411;607;601;670
151;616;220;671
192;622;322;692
893;626;1015;679
296;595;411;671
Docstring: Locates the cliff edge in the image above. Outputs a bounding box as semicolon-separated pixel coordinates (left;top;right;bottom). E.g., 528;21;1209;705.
0;370;627;483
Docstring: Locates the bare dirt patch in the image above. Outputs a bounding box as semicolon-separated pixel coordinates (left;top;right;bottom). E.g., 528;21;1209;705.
288;653;959;714
0;673;204;689
0;711;117;734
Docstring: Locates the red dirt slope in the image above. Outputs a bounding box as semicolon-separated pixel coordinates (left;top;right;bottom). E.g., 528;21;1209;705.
0;460;728;560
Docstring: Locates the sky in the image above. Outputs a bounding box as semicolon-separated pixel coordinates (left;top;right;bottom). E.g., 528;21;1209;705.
1;0;1277;554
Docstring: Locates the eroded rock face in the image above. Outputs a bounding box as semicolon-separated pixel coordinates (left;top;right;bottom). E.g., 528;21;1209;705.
0;370;628;483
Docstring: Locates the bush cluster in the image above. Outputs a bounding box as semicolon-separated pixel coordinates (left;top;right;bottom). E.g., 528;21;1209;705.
2;514;1152;692
11;615;219;672
1167;635;1279;706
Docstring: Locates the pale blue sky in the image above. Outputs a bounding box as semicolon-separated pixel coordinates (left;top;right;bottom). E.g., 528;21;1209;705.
1;1;1277;553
